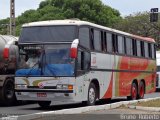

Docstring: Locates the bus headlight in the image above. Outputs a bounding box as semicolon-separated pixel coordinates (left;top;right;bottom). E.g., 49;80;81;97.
15;84;27;89
56;84;73;90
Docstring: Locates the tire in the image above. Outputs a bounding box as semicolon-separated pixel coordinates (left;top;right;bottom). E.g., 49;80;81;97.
138;81;145;99
0;79;16;106
87;83;97;106
127;82;138;100
38;101;51;108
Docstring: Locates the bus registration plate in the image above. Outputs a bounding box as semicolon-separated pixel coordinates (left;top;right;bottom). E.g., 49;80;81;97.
37;93;47;97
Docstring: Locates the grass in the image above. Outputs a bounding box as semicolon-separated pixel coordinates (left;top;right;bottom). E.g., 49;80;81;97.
132;99;160;107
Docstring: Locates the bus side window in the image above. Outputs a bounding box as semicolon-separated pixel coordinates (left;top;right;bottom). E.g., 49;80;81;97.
106;33;112;53
104;32;107;52
77;49;90;71
101;31;105;52
79;27;90;49
83;52;90;70
126;38;132;56
140;41;145;57
151;44;156;59
112;34;118;53
93;29;101;51
144;42;149;58
148;43;152;58
117;35;125;54
90;28;94;50
137;40;141;57
132;39;137;56
124;37;127;54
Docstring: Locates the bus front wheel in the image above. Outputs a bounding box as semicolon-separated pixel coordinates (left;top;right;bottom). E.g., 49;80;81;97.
0;78;16;106
87;83;97;106
38;101;51;108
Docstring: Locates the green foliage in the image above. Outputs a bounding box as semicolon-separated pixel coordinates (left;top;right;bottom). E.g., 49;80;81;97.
113;12;160;48
0;0;121;36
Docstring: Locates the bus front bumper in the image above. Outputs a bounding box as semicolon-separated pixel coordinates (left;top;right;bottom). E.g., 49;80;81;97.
15;89;75;102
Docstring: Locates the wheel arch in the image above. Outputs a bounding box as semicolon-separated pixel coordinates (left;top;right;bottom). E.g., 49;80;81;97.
132;79;138;88
0;76;14;87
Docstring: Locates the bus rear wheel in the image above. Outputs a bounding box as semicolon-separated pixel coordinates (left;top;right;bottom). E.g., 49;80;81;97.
138;81;145;99
38;101;51;108
127;82;138;100
87;83;97;106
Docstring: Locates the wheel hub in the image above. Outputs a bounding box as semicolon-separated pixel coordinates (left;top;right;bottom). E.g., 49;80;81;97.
89;88;95;104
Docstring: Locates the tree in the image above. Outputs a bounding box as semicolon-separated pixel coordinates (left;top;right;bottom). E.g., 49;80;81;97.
113;12;160;49
0;0;122;36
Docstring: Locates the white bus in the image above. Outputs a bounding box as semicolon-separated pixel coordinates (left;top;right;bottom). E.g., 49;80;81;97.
15;20;156;108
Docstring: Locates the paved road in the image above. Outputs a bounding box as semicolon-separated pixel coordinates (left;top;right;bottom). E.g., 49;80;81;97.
0;92;159;118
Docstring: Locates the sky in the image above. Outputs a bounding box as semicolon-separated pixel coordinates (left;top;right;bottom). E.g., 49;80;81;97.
0;0;44;19
102;0;160;16
1;0;160;19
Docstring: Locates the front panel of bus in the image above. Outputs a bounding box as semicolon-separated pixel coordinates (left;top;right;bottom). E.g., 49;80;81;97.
15;25;85;103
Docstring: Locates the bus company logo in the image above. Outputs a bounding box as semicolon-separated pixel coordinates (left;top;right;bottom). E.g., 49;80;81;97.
92;57;96;64
38;82;44;88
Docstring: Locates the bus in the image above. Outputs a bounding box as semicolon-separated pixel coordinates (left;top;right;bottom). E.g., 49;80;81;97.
156;51;160;90
15;20;156;108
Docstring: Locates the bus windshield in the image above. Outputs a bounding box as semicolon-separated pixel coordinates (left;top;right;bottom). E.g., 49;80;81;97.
16;44;75;77
19;26;77;43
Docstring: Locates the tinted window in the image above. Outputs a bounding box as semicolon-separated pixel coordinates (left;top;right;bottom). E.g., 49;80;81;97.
118;35;125;54
126;38;132;55
141;41;145;57
137;40;141;57
101;31;106;51
94;30;101;51
151;44;156;59
90;28;94;50
148;43;152;58
132;39;137;56
106;33;112;52
79;27;90;49
144;42;149;58
103;32;107;52
77;48;90;71
112;34;118;53
19;26;77;43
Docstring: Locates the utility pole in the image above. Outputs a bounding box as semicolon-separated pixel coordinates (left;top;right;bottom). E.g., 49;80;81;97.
10;0;15;35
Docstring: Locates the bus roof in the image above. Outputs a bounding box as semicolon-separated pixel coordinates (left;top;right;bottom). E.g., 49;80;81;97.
22;20;155;43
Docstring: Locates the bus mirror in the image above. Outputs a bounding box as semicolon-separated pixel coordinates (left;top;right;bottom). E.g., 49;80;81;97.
70;48;77;58
70;39;79;58
3;48;9;59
